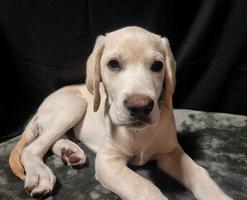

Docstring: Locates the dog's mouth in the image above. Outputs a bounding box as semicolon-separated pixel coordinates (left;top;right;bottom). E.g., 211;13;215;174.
109;105;157;128
121;118;152;128
127;121;145;128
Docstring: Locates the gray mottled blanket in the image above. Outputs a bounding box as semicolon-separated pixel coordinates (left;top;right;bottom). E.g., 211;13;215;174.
0;109;246;200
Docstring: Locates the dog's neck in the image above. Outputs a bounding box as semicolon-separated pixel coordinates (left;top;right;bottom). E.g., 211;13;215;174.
103;109;177;161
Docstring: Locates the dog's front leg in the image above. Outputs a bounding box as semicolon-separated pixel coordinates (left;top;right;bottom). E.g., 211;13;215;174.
95;149;168;200
157;145;233;200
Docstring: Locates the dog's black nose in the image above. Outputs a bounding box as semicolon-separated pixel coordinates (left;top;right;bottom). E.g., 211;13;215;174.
124;94;154;119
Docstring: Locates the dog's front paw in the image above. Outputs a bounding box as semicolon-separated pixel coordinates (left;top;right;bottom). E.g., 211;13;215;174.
217;194;234;200
193;187;234;200
61;147;86;167
24;164;56;197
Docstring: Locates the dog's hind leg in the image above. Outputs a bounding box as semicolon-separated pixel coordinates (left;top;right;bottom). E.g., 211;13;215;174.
52;137;86;167
21;86;87;197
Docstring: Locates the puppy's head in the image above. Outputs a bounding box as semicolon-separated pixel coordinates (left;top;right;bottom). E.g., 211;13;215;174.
86;26;176;128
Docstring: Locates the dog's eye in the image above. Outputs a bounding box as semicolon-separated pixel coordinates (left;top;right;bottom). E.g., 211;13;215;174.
107;59;121;70
150;61;163;72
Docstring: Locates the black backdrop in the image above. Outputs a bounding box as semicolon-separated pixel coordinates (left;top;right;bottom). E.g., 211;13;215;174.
0;0;247;139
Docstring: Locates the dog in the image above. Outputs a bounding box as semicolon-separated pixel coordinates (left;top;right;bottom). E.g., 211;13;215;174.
9;26;232;200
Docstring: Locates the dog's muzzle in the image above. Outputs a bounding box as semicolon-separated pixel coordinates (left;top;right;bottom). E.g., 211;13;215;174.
124;94;154;125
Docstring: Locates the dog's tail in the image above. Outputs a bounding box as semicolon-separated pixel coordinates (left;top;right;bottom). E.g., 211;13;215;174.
9;116;39;180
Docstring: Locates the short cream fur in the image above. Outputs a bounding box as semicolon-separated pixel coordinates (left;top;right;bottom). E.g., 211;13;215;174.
9;26;232;200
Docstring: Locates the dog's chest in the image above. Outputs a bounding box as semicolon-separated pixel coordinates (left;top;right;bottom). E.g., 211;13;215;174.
115;124;175;166
125;131;157;166
129;150;152;166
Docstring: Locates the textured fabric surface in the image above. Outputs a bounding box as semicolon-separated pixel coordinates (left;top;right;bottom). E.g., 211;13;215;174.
0;0;247;138
0;109;246;200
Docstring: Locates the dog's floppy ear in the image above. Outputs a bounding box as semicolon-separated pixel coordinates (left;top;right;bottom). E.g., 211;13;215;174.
86;35;105;112
159;37;176;108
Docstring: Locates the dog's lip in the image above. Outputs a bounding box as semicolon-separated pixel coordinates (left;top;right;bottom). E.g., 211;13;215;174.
127;121;146;127
121;119;152;128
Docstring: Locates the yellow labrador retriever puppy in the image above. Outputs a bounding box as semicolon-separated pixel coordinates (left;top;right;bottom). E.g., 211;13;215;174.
9;26;232;200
